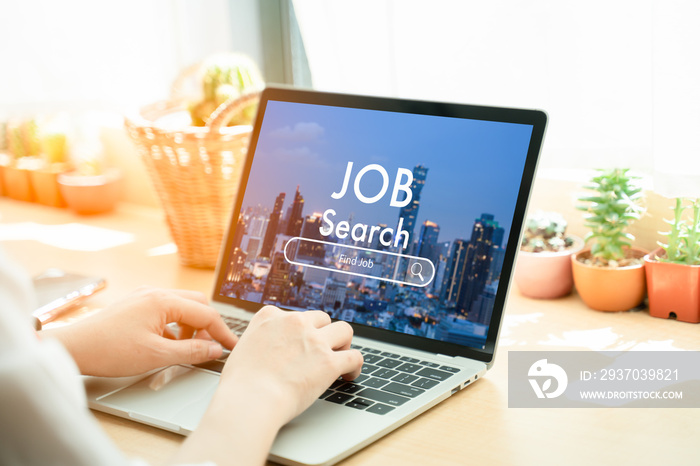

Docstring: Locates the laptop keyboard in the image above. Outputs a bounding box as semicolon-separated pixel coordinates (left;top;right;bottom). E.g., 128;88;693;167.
196;317;460;415
222;316;249;337
321;344;459;415
190;316;248;373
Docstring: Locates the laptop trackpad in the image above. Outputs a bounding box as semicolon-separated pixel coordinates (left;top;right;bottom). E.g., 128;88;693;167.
98;365;218;433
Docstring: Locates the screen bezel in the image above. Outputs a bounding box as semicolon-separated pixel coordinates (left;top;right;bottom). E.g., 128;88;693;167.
212;86;547;366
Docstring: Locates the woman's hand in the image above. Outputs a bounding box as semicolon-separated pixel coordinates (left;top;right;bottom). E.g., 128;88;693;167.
221;306;363;426
41;287;237;377
174;306;363;466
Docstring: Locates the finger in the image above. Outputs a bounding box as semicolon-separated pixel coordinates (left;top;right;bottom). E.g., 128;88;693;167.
165;289;209;305
162;324;178;340
161;294;237;350
194;329;212;341
134;286;208;306
157;337;224;366
179;326;214;342
179;324;195;340
304;310;332;328
337;349;364;381
318;320;354;351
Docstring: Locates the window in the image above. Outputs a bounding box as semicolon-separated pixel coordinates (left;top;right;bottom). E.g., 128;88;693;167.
291;0;700;196
3;1;698;197
1;1;238;114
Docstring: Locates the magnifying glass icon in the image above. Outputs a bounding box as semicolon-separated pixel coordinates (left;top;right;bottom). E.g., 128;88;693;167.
410;262;424;282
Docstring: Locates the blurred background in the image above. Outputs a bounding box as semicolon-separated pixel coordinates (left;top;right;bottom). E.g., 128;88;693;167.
1;0;699;207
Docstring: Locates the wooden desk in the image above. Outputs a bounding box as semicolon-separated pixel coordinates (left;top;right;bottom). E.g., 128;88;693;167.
2;198;699;466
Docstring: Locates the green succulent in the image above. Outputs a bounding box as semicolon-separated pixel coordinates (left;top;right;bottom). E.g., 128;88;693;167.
521;210;574;253
577;168;644;265
658;198;700;265
190;54;264;127
8;119;41;159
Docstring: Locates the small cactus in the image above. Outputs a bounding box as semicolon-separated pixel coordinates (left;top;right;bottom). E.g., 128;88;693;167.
658;198;700;266
576;168;644;266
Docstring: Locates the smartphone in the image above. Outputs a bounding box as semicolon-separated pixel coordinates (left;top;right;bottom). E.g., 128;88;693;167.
32;268;106;325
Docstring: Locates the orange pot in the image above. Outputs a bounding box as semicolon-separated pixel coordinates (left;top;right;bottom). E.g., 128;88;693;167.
645;248;700;323
571;247;647;312
30;167;68;207
58;169;122;215
514;236;583;299
2;166;34;202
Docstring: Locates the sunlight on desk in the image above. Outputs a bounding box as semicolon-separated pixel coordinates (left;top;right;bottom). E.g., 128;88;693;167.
0;222;134;252
538;327;686;352
499;312;544;347
146;242;178;257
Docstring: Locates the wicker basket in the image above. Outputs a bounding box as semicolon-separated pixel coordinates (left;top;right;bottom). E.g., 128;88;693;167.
125;92;259;268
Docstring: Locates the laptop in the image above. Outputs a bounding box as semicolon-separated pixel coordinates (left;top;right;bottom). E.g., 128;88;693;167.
86;87;547;465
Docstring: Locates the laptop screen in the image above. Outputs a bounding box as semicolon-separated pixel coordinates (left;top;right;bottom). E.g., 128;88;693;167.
214;87;546;364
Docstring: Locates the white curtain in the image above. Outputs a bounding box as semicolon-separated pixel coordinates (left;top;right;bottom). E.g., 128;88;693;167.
0;0;236;114
292;0;700;197
651;1;700;198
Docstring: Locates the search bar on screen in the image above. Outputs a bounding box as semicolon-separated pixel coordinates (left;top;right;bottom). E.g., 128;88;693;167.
283;237;436;288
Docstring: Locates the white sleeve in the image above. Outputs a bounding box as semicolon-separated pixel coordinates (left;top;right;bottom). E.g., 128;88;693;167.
0;335;134;465
0;249;143;466
0;248;216;466
0;246;132;466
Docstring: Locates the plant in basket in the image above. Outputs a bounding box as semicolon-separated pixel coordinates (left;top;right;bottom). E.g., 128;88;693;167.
125;54;264;268
571;168;647;311
189;54;264;127
514;211;583;299
644;198;700;322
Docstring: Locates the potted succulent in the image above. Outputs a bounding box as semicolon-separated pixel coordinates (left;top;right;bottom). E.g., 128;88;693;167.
31;115;72;207
1;116;72;206
2;118;41;202
0;119;7;195
514;210;583;299
55;115;122;215
572;168;647;311
58;156;121;215
644;198;700;322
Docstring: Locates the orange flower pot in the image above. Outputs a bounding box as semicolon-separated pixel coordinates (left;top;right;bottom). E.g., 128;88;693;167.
645;248;700;323
2;166;34;202
571;247;647;312
58;169;122;215
30;166;68;207
514;236;583;299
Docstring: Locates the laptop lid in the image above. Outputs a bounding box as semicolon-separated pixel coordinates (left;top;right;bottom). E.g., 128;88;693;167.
212;86;546;368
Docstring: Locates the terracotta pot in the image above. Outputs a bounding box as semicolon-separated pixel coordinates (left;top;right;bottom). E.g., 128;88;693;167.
514;236;583;299
30;166;68;207
572;247;647;312
2;166;34;202
58;169;122;214
645;248;700;323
